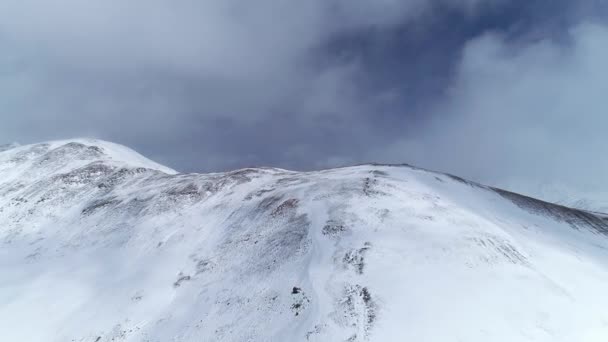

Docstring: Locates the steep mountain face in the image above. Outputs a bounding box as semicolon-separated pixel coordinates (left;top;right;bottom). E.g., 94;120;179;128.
1;140;608;342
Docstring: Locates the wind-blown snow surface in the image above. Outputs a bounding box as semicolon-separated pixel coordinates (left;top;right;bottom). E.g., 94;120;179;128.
1;140;608;342
505;181;608;216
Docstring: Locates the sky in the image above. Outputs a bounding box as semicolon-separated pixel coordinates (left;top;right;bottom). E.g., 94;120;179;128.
1;0;608;200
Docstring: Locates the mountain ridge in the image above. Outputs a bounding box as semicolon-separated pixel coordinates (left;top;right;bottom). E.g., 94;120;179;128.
1;139;608;342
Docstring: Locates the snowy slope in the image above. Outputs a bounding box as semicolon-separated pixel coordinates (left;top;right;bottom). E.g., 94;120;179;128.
0;143;19;153
504;181;608;215
1;140;608;342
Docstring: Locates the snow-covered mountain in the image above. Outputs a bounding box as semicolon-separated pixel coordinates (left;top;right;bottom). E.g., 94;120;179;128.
505;182;608;215
0;142;20;153
1;139;608;342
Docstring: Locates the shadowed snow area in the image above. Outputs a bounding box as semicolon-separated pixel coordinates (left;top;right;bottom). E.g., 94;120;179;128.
1;140;608;341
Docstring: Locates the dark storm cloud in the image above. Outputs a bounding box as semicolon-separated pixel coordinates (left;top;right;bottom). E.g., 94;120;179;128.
1;0;607;201
0;0;496;168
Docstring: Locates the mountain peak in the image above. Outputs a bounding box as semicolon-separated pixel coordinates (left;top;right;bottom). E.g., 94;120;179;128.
0;138;178;176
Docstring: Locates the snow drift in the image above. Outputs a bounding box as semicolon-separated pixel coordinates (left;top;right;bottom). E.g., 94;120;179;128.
1;139;607;342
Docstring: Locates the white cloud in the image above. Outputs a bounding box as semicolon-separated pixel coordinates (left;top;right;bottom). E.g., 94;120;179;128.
383;22;608;198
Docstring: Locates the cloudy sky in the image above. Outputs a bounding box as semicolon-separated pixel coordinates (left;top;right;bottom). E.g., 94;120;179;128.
1;0;607;199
